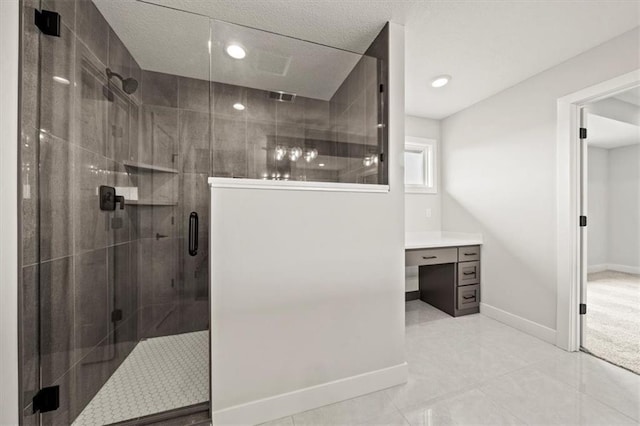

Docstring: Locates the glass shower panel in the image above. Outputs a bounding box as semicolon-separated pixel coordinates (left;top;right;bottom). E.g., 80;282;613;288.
209;20;387;184
25;0;212;424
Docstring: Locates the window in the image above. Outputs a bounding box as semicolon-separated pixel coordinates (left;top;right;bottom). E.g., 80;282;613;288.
404;137;437;193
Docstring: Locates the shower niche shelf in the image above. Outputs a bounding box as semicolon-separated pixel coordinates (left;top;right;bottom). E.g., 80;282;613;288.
126;200;178;206
123;160;179;174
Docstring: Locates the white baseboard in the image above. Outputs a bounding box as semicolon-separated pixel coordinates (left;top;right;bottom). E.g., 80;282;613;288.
587;263;640;275
212;362;408;425
480;303;557;344
607;264;640;275
587;264;608;273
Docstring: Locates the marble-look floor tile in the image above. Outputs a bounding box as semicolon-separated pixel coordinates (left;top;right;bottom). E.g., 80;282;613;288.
258;416;294;426
292;390;397;426
480;366;636;425
419;344;529;385
273;302;638;426
385;363;470;411
401;388;525;426
358;411;409;425
405;300;451;327
532;350;640;421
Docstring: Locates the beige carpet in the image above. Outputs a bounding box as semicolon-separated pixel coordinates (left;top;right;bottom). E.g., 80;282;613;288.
584;270;640;374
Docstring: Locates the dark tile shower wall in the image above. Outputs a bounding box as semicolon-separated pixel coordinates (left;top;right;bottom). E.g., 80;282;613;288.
134;70;210;339
208;79;339;182
330;55;381;184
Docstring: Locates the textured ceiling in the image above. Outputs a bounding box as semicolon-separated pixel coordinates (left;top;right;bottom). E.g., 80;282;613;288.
97;0;640;119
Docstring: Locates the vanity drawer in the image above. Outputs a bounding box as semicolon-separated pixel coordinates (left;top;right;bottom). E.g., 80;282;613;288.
405;248;457;267
457;284;480;310
458;246;480;262
457;261;480;286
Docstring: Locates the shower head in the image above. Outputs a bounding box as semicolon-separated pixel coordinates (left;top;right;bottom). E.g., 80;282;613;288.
106;68;138;95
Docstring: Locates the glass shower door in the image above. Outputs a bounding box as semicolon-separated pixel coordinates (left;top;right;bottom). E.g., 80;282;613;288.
24;0;212;424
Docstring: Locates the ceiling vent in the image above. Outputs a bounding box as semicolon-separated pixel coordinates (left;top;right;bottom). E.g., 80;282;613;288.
269;91;296;102
255;50;291;76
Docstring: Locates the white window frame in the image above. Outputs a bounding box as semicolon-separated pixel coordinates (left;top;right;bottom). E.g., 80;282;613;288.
404;136;438;194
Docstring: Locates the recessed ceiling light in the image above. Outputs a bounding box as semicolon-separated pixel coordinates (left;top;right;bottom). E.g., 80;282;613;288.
431;75;451;88
318;163;325;167
53;76;70;85
226;44;246;60
233;103;245;111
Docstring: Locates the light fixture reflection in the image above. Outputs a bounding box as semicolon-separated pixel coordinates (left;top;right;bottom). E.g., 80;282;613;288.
233;103;245;111
53;76;70;85
363;154;379;167
226;44;246;59
275;146;286;161
304;148;318;162
431;75;451;88
288;147;302;161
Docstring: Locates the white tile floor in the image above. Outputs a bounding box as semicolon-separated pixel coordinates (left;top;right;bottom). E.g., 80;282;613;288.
72;331;209;426
262;301;640;426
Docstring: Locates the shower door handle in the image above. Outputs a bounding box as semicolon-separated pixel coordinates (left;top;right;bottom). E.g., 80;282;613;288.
188;212;198;256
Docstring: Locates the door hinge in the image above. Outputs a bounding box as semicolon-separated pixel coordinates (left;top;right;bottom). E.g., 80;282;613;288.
379;84;384;93
111;309;123;322
579;127;587;139
379;153;384;163
579;303;587;315
34;10;61;37
32;386;59;413
579;216;587;227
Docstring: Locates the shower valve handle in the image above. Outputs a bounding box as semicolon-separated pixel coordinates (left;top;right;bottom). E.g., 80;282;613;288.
99;185;125;211
115;195;125;209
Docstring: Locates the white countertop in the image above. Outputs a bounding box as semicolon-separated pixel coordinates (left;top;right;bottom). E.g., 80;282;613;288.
405;231;483;250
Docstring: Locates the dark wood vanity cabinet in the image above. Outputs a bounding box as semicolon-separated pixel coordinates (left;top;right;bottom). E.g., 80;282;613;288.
406;245;481;317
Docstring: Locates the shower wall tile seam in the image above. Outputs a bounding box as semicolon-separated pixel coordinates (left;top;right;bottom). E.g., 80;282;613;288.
72;313;140;365
70;241;136;257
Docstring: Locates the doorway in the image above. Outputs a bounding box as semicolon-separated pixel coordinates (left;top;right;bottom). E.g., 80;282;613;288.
579;87;640;374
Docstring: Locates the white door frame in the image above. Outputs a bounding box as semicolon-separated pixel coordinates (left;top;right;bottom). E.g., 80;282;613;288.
0;0;20;424
555;69;640;351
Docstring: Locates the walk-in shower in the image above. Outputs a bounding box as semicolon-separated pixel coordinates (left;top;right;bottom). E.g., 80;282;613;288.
18;0;386;424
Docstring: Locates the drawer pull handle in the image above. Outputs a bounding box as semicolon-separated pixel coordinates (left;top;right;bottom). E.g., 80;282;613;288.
422;256;437;260
463;272;475;276
463;295;475;300
464;253;477;256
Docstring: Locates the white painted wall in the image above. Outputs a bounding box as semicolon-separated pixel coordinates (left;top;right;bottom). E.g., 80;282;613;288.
441;27;640;332
587;147;609;267
405;115;441;232
587;144;640;272
0;1;20;424
404;115;441;293
209;23;407;425
608;144;640;270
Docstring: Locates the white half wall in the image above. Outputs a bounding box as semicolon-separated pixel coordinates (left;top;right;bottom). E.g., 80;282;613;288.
209;22;407;425
608;144;640;270
441;27;640;333
0;0;20;424
405;115;442;232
